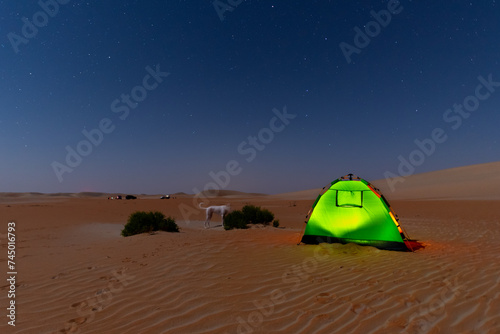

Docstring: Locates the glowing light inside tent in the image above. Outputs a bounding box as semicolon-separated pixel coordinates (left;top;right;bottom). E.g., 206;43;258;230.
301;175;411;251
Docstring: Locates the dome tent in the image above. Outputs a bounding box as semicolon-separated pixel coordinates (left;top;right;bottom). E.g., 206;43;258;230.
300;174;416;251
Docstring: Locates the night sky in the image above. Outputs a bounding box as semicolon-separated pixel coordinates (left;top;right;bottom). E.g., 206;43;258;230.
1;0;499;194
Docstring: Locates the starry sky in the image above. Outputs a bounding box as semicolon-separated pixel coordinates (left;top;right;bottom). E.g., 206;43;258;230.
1;0;499;194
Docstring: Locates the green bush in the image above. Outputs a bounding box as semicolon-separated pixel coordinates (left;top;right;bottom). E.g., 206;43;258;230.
223;211;249;230
256;208;274;225
272;220;280;228
158;217;179;232
241;205;259;224
241;205;274;225
121;211;179;237
224;205;276;230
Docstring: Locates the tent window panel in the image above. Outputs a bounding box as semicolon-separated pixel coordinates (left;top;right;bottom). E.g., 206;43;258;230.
336;190;363;208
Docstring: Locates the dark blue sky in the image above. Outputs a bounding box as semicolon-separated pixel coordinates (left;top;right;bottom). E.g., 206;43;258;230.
1;0;499;194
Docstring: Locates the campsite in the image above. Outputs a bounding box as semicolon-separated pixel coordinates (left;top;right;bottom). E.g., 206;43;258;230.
1;162;499;333
300;174;416;251
2;2;499;333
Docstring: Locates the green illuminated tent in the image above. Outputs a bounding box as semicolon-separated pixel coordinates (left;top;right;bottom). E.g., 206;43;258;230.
301;174;414;251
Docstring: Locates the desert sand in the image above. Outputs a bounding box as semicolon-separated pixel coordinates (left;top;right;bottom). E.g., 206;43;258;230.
1;162;499;334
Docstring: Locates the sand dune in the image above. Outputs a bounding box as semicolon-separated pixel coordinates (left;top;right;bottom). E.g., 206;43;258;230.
196;189;268;198
268;188;322;201
274;161;500;201
373;161;500;200
1;162;499;333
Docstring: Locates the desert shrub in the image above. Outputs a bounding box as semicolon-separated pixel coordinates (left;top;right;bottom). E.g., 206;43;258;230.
272;220;280;228
121;211;179;237
241;205;274;225
224;205;276;230
223;211;249;230
158;216;179;232
241;205;258;224
256;208;274;225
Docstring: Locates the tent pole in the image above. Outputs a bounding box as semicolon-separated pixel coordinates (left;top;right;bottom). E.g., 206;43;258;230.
404;239;415;252
399;225;415;252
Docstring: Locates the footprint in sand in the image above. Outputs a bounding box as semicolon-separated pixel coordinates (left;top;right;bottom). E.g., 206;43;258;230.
51;272;68;279
71;301;87;308
316;292;337;304
355;278;379;287
96;288;109;295
350;303;374;315
399;294;420;307
386;316;409;330
311;276;330;283
69;317;86;325
58;317;87;333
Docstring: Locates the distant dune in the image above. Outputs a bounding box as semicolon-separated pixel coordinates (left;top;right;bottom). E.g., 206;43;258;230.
268;188;323;200
171;192;188;196
48;192;75;197
273;161;500;201
196;189;268;198
77;192;110;198
373;161;500;200
1;161;498;203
